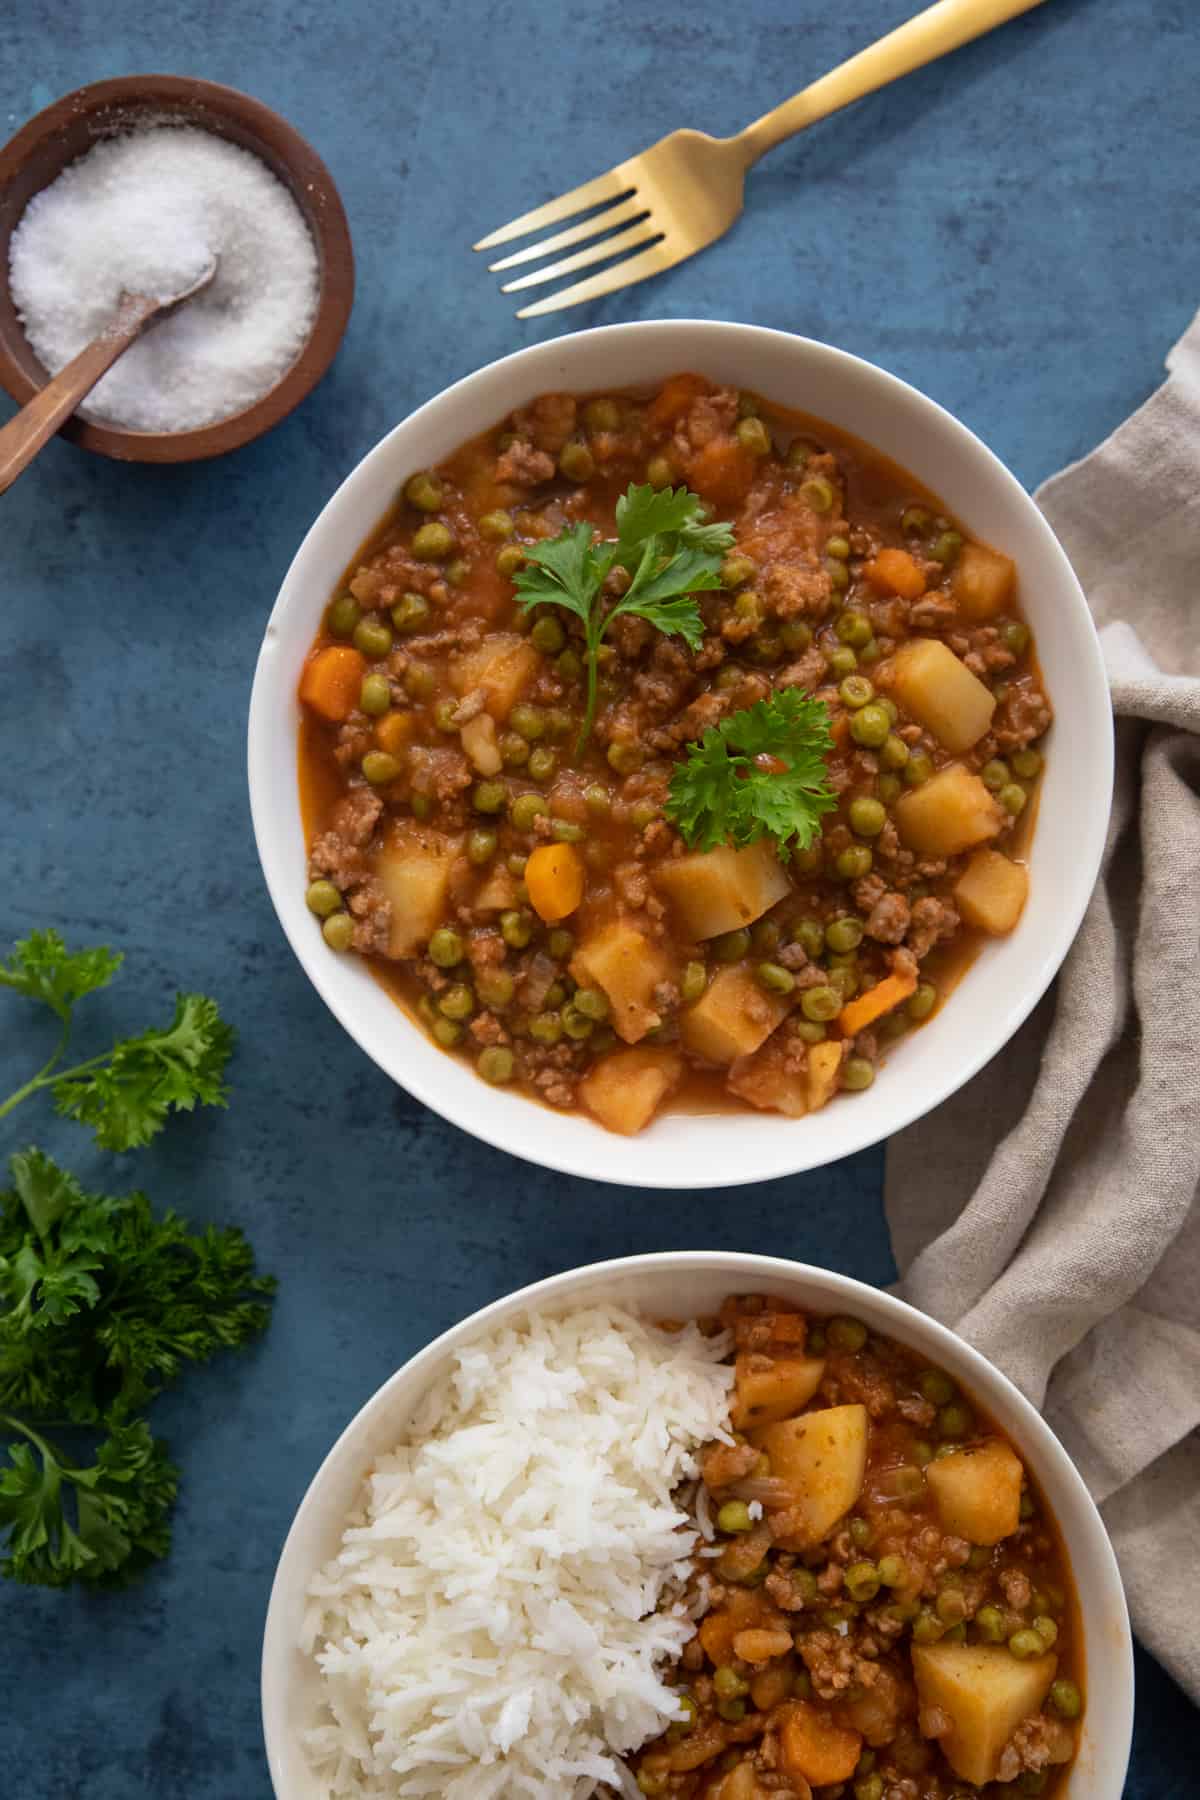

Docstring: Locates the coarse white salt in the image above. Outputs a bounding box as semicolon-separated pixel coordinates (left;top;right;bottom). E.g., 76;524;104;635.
9;124;320;433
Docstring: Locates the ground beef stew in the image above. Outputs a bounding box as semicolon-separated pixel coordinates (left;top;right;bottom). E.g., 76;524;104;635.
297;376;1051;1133
634;1294;1082;1800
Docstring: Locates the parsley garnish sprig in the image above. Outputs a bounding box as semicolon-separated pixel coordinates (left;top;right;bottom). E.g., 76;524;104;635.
665;689;838;856
513;483;734;754
0;931;233;1151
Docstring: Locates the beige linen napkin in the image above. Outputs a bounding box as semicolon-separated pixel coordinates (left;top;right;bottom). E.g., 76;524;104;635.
886;311;1200;1701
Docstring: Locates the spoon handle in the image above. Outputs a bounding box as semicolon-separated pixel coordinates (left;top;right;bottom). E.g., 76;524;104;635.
0;292;160;497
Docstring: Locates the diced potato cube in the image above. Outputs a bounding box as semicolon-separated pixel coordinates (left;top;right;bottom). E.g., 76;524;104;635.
460;711;501;775
926;1438;1025;1545
374;828;460;957
731;1354;826;1429
579;1046;684;1135
952;542;1017;621
758;1405;868;1545
570;922;673;1044
779;1702;863;1787
680;965;790;1065
896;764;1004;857
891;638;996;753
911;1643;1057;1787
955;849;1029;935
655;841;791;940
727;1033;808;1116
473;865;519;912
807;1041;843;1111
449;632;538;721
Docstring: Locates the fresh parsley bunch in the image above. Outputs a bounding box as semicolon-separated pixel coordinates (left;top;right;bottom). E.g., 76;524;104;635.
0;933;273;1589
665;689;838;856
513;482;735;752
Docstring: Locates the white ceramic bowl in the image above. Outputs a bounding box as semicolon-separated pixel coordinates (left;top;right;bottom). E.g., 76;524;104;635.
261;1251;1133;1800
248;321;1113;1186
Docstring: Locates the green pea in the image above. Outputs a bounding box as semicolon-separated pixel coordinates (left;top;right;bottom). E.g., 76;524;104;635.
735;415;771;456
876;774;902;805
880;732;910;771
473;780;507;813
404;662;435;701
1049;1678;1082;1719
717;1500;753;1533
877;1554;908;1589
681;961;708;1003
855;1775;884;1800
561;1003;593;1040
528;1011;563;1045
938;1402;974;1439
412;521;455;561
824;916;863;953
848;796;886;838
478;1046;514;1084
391;592;430;634
793;1019;826;1044
496;544;524;578
842;1057;875;1091
499;732;530;767
756;961;796;995
1003;619;1031;656
714;928;751;963
733;590;762;627
801;475;834;512
510;792;548;832
859;636;880;665
411;793;433;820
306;879;343;918
467;828;497;865
359;673;391;716
559;439;594;481
785;438;811;469
827;645;858;678
1008;1629;1045;1661
530;615;565;655
904;751;934;786
506;852;528;877
554;648;582;683
836;845;873;880
793;844;824;878
353;617;393;660
1012;747;1043;779
545;928;574;961
918;1368;956;1406
713;1666;749;1701
428;927;464;968
721;553;757;588
937;1584;968;1625
931;529;963;566
431;1016;462;1048
825;535;850;561
362;751;401;785
583;396;621;433
795;918;825;957
780;618;812;651
850;704;891;748
836;609;873;648
477;967;515;1008
1033;1615;1059;1648
322;912;354;952
999;782;1027;816
500;909;533;949
438;983;475;1020
404;470;443;512
840;674;875;709
832;1560;876;1608
573;987;610;1021
912;1610;943;1645
327;594;361;637
479;509;514;540
828;1315;868;1350
528;747;557;783
826;560;850;593
973;1604;1006;1643
981;758;1010;791
901;505;932;535
716;1697;746;1724
510;703;546;741
801;984;841;1022
646;454;674;489
444;558;469;588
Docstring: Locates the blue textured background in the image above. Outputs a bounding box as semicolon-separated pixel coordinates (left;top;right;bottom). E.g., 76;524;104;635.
1;0;1195;1791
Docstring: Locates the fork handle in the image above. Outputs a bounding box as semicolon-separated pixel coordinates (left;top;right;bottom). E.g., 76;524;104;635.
736;0;1048;165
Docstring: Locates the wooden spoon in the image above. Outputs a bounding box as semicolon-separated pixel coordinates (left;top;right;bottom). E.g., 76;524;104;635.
0;256;218;495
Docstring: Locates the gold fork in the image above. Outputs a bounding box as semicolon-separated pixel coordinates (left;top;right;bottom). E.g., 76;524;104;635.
475;0;1046;319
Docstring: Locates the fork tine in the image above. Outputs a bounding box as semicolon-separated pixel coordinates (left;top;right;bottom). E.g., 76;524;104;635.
473;166;633;252
500;221;663;295
514;239;680;321
487;198;649;273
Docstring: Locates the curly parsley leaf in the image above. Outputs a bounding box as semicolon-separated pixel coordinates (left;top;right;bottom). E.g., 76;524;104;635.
665;689;838;856
0;931;122;1025
513;483;734;751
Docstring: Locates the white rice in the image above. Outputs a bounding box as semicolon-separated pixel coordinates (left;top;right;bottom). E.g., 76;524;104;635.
301;1304;735;1798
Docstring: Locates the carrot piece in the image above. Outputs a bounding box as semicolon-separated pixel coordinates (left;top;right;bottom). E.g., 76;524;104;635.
779;1702;863;1786
299;646;366;722
685;436;756;509
838;968;918;1037
375;711;416;754
864;546;926;600
525;842;585;923
647;371;710;428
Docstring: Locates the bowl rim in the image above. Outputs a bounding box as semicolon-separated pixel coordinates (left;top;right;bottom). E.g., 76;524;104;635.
0;74;354;462
260;1248;1135;1800
247;319;1114;1186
